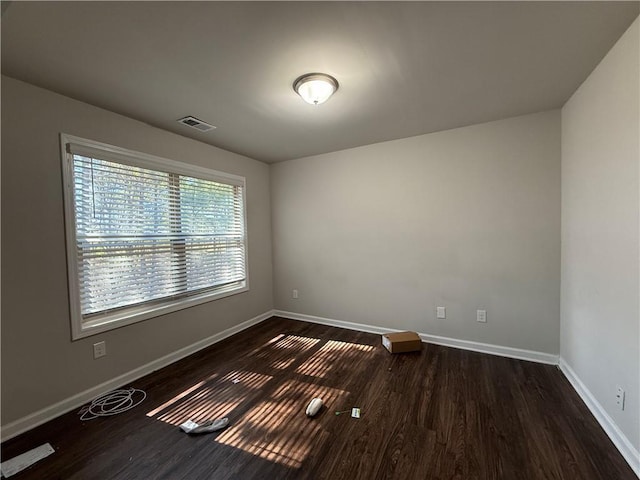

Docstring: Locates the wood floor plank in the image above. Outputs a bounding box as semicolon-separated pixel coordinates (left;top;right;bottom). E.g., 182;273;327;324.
1;317;635;479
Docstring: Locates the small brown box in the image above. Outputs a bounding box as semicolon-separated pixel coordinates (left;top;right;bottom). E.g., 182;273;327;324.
382;331;422;353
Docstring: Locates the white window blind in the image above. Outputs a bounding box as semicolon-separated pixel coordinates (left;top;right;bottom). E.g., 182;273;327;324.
61;135;248;339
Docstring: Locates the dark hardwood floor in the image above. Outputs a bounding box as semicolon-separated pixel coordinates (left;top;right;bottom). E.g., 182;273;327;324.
1;317;635;479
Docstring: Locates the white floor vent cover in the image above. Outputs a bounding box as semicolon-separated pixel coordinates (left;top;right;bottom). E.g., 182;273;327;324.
0;443;55;477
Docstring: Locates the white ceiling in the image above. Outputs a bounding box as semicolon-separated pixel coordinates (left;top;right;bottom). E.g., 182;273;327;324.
2;1;638;163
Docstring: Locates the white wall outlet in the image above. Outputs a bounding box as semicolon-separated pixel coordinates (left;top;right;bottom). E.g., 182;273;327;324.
436;307;446;319
93;341;107;359
616;386;625;410
292;289;299;299
476;310;487;323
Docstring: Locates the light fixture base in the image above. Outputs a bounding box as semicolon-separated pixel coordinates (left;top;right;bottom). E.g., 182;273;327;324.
293;73;339;105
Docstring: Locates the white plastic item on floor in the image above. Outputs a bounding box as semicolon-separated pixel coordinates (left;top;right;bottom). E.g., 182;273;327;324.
0;443;55;478
179;417;229;434
305;397;323;417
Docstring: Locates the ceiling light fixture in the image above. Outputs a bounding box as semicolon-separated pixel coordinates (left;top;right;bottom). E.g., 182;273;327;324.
293;73;339;105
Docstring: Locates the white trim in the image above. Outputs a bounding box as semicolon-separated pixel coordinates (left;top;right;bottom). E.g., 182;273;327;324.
273;310;559;365
76;282;249;340
59;133;250;340
274;310;396;335
274;311;640;473
6;310;637;477
0;310;274;442
62;133;244;186
559;357;640;477
420;332;558;365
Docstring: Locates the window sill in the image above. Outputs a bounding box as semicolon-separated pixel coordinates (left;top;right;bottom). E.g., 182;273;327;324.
72;282;248;340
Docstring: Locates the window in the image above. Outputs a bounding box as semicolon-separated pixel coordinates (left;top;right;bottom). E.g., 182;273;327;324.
60;134;248;339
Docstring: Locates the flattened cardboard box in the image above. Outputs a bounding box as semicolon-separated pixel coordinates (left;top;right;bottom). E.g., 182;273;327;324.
382;331;421;353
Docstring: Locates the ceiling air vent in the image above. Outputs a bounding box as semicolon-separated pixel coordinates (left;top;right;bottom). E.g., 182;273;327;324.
177;116;216;132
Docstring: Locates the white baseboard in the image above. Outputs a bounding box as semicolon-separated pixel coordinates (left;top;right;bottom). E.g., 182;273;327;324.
274;310;396;336
1;310;274;442
420;332;559;364
559;358;640;477
273;310;559;365
274;311;638;474
6;310;637;477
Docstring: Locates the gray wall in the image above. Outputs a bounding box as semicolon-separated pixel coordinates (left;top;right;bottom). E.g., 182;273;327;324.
561;18;639;451
1;76;273;425
3;17;637;459
271;110;561;354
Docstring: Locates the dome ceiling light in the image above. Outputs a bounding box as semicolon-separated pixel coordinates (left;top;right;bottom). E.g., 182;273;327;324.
293;73;339;105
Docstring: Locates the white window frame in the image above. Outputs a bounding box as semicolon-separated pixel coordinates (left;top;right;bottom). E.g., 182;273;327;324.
60;133;249;340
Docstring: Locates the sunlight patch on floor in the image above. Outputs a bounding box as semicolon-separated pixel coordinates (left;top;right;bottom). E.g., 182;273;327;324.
215;380;349;468
296;340;375;379
251;334;322;370
146;372;218;418
146;370;273;426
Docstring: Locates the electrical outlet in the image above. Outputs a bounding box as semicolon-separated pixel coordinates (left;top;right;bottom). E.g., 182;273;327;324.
292;289;299;299
93;341;107;359
616;386;625;410
476;310;487;323
436;307;446;319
